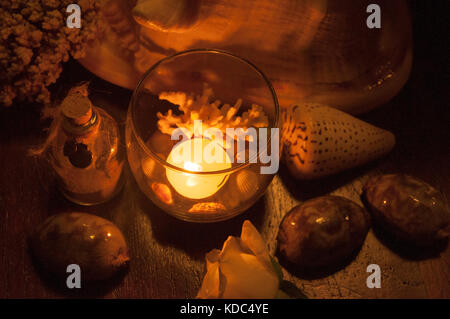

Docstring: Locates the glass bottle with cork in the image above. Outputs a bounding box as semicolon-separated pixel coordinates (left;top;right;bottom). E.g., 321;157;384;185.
49;90;125;205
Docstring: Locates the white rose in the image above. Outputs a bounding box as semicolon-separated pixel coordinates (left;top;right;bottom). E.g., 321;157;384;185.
196;220;280;299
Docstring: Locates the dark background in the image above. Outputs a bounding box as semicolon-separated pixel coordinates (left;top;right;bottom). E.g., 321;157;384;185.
0;1;449;298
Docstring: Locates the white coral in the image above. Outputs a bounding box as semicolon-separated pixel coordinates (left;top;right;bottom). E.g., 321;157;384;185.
157;84;269;141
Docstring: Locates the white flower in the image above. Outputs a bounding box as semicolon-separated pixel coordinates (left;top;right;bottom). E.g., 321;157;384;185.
197;220;280;299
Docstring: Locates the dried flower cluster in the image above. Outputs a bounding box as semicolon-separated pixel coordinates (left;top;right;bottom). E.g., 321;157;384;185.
0;0;104;106
157;84;269;139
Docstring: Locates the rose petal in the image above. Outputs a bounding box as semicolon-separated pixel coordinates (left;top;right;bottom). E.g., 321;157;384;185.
197;249;221;298
219;237;278;298
197;221;280;299
240;220;273;272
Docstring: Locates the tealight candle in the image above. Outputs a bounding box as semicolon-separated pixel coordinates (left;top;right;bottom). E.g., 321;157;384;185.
166;138;232;199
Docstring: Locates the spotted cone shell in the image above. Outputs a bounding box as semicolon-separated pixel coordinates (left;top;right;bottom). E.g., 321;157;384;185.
282;103;395;179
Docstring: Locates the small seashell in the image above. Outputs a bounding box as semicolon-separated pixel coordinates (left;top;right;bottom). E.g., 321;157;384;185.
218;181;241;210
151;182;173;205
189;202;226;213
30;212;129;281
141;157;155;177
236;170;260;200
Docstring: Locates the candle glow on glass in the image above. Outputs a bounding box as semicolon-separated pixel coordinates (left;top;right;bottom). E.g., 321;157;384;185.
166;138;231;199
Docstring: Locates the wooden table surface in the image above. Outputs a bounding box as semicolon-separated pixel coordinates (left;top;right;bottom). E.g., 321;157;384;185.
1;3;449;299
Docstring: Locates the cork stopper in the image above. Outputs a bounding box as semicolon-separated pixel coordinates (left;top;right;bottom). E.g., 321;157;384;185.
61;93;93;126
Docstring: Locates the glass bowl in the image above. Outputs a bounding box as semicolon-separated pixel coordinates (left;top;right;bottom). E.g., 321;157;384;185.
126;49;279;222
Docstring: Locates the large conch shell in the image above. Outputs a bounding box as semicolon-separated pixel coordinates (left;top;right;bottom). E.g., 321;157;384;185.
79;0;412;114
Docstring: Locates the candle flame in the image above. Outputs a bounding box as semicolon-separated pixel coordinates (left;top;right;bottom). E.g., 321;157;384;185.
184;162;201;186
186;176;198;187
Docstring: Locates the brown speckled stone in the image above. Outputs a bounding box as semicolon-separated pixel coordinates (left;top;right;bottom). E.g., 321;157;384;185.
278;196;370;268
363;174;450;246
30;212;129;281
